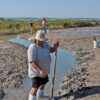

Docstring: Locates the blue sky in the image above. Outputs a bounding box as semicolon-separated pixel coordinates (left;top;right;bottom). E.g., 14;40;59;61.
0;0;100;18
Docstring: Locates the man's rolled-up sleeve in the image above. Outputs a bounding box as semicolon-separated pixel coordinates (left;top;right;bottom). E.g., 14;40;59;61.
27;44;37;63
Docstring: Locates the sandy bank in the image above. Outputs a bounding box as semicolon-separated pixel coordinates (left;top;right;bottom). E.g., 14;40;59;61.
0;40;28;99
46;34;100;100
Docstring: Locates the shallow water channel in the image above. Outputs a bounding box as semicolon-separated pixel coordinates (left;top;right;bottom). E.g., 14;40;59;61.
2;36;77;100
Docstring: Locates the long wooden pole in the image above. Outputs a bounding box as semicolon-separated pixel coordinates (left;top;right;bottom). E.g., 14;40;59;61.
49;49;57;100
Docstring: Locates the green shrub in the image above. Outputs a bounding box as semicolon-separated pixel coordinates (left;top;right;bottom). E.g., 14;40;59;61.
0;19;100;35
0;18;5;21
93;36;96;41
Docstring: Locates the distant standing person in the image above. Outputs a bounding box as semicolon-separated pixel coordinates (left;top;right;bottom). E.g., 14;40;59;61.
42;17;47;32
29;21;35;34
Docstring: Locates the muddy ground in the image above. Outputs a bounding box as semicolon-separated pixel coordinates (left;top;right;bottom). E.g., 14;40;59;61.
0;27;100;100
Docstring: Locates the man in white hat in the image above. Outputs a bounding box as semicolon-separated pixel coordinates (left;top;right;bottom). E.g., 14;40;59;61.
28;30;59;100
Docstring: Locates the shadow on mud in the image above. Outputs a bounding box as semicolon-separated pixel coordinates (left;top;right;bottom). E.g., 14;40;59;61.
53;86;100;100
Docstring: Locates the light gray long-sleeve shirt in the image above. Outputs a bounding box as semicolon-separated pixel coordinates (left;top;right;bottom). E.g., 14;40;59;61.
27;42;52;78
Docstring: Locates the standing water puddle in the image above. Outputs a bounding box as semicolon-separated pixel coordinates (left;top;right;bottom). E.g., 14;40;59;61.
0;46;10;49
2;36;77;100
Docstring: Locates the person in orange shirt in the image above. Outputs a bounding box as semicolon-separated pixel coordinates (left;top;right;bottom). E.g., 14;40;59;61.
42;17;47;32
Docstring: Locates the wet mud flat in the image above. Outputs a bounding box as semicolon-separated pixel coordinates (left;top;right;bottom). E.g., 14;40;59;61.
1;26;100;100
0;40;28;99
47;34;100;100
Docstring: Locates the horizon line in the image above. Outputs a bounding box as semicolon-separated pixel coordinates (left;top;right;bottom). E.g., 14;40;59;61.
1;17;100;19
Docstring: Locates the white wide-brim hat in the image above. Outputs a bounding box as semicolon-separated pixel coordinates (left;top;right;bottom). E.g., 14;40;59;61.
28;30;48;42
35;30;48;41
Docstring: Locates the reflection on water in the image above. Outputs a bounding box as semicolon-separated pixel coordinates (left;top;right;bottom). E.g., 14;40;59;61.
0;46;10;49
0;34;17;40
55;26;100;36
0;33;28;40
8;36;30;47
2;37;77;100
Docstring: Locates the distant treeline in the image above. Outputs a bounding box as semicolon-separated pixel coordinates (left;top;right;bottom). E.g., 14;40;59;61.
0;18;100;35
